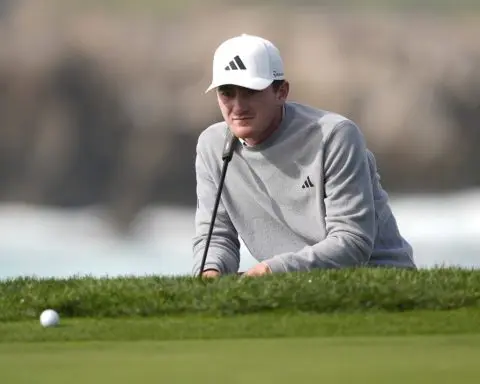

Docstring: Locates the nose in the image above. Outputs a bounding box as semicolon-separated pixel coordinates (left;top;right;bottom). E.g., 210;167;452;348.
230;93;249;114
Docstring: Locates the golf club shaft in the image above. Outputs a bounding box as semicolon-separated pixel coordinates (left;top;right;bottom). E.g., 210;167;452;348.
198;129;238;277
198;159;229;276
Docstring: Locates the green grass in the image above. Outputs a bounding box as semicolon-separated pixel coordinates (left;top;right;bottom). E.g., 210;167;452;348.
0;309;479;342
1;268;479;321
1;336;479;383
1;268;480;383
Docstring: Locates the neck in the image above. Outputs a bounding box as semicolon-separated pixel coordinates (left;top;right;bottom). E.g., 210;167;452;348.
244;105;284;146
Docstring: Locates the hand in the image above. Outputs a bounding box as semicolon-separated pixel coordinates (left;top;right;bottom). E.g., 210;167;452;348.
243;262;272;277
201;269;221;278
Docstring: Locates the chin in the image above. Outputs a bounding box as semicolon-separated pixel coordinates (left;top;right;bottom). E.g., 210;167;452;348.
230;125;254;139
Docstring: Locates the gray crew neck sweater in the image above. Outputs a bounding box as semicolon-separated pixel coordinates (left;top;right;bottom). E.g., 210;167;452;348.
192;101;415;275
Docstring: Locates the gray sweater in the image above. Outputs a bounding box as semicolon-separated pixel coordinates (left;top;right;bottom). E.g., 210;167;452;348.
192;102;415;275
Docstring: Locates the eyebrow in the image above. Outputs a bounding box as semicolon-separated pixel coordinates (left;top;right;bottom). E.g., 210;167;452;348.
218;85;259;93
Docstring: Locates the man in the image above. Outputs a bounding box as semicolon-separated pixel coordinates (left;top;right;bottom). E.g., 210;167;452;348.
192;33;415;278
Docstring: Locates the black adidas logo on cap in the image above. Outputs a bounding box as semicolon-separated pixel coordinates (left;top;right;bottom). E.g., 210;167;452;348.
225;55;247;71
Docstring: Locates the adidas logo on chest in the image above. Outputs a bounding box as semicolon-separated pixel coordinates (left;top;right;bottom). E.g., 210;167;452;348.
301;176;314;189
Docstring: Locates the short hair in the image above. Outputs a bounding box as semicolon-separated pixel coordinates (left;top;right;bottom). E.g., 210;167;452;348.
271;80;285;92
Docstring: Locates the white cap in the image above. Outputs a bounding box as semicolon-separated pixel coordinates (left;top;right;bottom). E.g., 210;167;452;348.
205;34;285;93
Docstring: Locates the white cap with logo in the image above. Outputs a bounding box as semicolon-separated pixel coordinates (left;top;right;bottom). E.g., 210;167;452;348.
205;34;285;93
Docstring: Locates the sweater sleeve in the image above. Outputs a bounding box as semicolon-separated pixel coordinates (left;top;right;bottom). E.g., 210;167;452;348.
263;120;375;273
191;134;240;276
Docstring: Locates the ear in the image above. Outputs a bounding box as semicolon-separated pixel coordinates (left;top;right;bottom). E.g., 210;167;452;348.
277;81;290;102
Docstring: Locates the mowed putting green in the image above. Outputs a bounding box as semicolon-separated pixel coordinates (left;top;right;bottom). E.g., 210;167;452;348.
1;310;480;383
1;335;479;383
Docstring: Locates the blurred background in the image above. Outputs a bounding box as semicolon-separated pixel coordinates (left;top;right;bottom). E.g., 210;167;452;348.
0;0;479;279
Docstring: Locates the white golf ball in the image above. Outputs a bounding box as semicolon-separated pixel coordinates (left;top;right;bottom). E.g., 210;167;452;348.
39;309;60;328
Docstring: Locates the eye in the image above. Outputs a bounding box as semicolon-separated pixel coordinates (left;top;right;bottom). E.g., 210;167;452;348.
245;88;259;96
218;86;234;98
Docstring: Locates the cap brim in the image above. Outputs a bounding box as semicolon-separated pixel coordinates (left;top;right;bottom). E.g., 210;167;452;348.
205;77;273;93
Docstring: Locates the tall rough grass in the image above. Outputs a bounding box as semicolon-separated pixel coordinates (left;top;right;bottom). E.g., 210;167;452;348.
0;268;479;321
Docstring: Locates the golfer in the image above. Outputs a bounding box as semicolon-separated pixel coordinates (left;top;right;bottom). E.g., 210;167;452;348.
193;34;415;277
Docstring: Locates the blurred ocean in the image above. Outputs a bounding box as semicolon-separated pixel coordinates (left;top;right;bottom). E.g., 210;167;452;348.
0;189;479;280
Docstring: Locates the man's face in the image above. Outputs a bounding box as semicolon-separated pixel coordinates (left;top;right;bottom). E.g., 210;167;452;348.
216;83;288;141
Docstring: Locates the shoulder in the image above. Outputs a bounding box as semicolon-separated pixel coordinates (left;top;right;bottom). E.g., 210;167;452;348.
287;102;363;142
196;121;229;155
